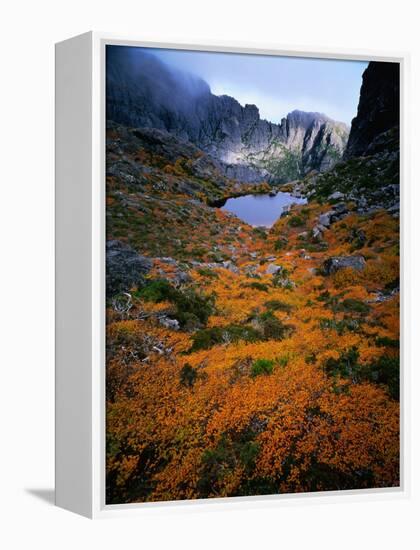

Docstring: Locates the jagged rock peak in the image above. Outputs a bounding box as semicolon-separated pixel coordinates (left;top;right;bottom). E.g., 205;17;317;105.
285;110;331;126
345;61;400;159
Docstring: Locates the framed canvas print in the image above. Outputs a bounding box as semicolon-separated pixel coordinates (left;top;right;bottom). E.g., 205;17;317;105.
55;32;408;518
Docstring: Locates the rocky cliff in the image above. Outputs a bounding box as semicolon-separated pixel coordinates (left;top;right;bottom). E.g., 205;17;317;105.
293;60;400;218
106;46;349;183
345;61;399;158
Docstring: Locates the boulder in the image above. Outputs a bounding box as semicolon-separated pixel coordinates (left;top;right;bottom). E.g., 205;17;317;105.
387;203;400;213
173;271;192;285
266;263;284;275
312;224;327;241
328;191;345;201
318;211;334;227
280;204;291;217
159;316;180;331
222;260;239;274
106;240;152;296
160;257;178;266
332;202;348;215
329;202;349;222
321;255;366;275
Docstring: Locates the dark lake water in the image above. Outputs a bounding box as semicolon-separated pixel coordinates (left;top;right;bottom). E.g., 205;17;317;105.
221;192;307;227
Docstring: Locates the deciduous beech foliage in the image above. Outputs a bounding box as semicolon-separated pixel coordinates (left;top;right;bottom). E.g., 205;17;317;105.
105;125;399;504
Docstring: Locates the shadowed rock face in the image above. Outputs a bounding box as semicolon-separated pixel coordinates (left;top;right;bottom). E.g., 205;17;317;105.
322;255;366;276
345;62;400;159
106;240;153;296
106;46;348;183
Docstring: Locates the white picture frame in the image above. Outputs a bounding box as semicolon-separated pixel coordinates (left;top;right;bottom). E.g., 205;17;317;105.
55;31;410;518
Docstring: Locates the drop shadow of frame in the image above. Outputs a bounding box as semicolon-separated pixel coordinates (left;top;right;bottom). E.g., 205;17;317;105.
25;488;55;505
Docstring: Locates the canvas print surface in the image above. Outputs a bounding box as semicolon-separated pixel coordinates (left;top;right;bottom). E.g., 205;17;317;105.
105;45;400;504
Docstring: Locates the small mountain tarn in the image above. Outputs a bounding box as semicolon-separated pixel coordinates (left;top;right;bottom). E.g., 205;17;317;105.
221;192;307;228
105;50;400;505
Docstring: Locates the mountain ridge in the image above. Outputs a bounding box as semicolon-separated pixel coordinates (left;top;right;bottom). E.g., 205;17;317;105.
106;46;349;183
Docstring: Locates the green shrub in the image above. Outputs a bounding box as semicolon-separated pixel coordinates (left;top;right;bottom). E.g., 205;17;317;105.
197;433;261;497
243;281;269;292
190;246;207;260
319;317;361;335
174;288;215;327
375;336;400;348
288;215;305;227
197;267;219;278
337;298;371;314
239;441;260;471
251;358;275;377
252;227;267;240
136;279;174;302
136;279;214;328
272;273;293;289
324;348;399;400
180;363;198;387
264;299;293;313
368;355;399;400
259;311;291;340
274;238;288;251
324;347;360;379
189;324;261;352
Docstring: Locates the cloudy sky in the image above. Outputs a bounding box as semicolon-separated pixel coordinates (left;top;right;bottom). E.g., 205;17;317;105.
149;47;367;126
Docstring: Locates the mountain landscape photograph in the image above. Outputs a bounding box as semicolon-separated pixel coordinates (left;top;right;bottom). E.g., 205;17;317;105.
105;45;400;504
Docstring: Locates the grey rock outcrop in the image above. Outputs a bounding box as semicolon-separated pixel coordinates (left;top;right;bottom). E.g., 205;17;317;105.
319;211;334;227
321;255;366;276
106;240;153;296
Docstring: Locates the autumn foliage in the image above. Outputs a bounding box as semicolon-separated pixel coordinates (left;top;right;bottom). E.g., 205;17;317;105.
105;125;399;504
